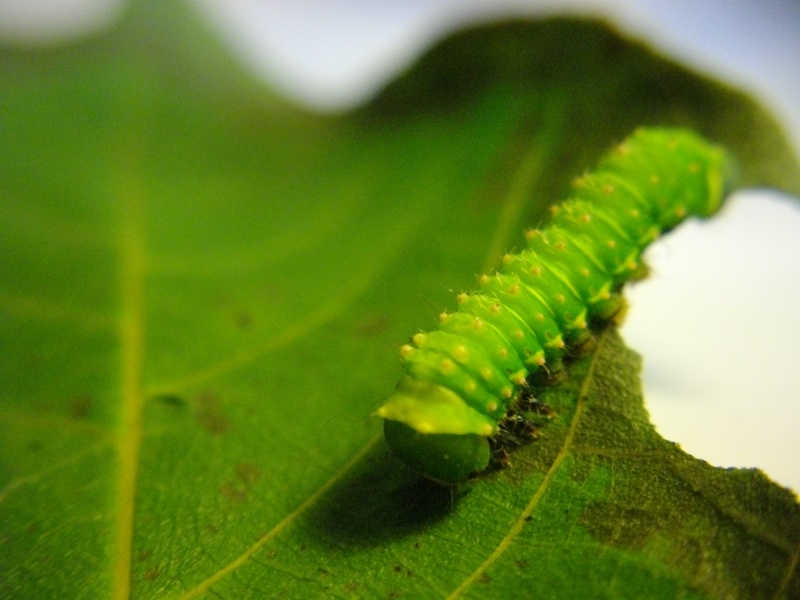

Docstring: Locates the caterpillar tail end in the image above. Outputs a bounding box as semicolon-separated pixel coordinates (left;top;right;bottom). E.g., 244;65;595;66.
376;377;495;483
383;419;490;484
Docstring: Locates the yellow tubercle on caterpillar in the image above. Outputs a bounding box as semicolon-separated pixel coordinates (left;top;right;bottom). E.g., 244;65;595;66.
452;344;469;361
439;359;457;375
510;370;528;386
525;350;546;366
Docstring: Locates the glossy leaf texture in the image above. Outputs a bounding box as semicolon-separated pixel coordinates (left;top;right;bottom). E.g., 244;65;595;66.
1;2;799;599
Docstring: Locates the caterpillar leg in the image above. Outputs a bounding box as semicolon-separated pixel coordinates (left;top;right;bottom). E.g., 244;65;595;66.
487;401;552;470
628;259;651;282
488;418;537;470
611;296;629;326
516;390;555;418
528;362;567;386
568;331;597;358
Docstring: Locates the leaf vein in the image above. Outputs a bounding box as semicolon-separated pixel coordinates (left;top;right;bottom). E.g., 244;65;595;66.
773;538;800;600
179;434;381;599
146;211;424;396
0;441;109;504
446;328;609;599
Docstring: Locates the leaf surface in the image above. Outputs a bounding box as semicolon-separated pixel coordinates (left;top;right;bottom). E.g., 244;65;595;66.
1;3;799;599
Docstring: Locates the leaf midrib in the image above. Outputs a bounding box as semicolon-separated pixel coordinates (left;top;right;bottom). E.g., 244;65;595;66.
109;135;436;598
112;171;147;599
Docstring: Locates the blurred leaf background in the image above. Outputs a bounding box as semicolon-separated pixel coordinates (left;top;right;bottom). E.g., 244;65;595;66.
1;1;799;598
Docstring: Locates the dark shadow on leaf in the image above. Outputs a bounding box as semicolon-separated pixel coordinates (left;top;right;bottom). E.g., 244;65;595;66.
310;443;470;548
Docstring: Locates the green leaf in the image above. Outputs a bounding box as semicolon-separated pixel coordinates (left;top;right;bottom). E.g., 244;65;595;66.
1;3;799;599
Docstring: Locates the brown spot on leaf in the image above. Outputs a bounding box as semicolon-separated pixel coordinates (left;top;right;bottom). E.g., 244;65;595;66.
137;549;151;562
355;313;390;336
343;582;359;593
220;461;262;503
234;311;253;330
580;501;659;549
68;394;91;419
236;462;261;485
144;568;161;581
196;392;230;435
220;482;247;503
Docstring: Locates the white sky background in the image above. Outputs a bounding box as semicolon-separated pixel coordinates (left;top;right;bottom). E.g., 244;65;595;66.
2;0;798;493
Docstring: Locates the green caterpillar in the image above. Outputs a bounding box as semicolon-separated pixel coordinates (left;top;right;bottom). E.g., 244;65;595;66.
377;127;735;483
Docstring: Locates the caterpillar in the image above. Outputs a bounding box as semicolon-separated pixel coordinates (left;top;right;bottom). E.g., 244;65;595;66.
376;127;735;483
